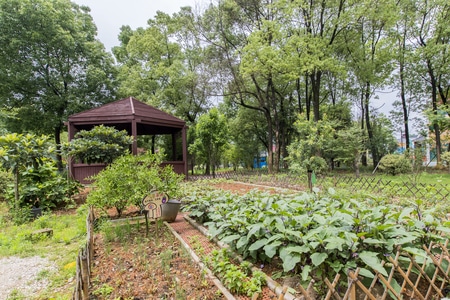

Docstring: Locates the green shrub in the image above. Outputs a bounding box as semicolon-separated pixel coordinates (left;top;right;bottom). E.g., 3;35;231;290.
87;152;183;216
3;160;80;210
378;154;411;175
62;125;133;164
0;133;75;215
0;169;12;201
442;152;450;170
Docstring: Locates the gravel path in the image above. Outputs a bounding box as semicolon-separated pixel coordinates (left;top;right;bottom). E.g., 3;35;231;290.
0;256;56;300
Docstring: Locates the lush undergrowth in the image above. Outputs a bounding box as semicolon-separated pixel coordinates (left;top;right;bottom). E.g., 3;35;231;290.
0;202;87;299
183;183;450;295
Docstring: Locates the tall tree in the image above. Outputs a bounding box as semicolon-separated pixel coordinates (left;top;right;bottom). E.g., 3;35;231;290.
280;0;351;123
341;0;397;167
0;0;116;167
113;8;213;124
412;0;450;164
196;0;301;172
189;108;229;177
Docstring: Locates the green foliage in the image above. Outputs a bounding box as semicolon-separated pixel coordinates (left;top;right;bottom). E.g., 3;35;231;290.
87;152;183;216
62;125;133;164
189;108;229;175
0;133;77;220
442;152;450;171
378;154;412;175
0;0;116;141
287;114;335;172
13;161;79;209
0;169;12;201
0;133;79;220
184;186;449;291
113;10;210;122
206;249;266;296
92;284;114;297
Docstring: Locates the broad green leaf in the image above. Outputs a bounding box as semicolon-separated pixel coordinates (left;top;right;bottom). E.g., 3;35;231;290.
402;247;427;258
436;226;450;233
359;251;388;277
236;235;249;250
285;245;310;254
363;238;387;244
248;238;268;251
263;241;282;258
282;253;301;272
301;265;311;281
311;252;328;266
275;217;286;232
221;234;241;244
358;268;375;278
399;207;414;220
327;260;344;273
324;236;347;251
393;235;417;245
247;223;264;239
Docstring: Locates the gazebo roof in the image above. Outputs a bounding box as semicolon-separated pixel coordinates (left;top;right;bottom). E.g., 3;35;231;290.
68;97;186;135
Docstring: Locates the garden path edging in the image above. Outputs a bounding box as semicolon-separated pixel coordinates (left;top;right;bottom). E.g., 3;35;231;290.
183;214;302;300
164;220;236;300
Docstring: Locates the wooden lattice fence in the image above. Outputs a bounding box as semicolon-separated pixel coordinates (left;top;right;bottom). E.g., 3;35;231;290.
190;172;450;202
293;241;449;300
333;176;450;201
72;207;95;300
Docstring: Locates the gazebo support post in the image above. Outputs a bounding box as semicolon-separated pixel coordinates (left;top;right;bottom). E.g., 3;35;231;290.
172;133;177;161
182;125;188;179
131;119;138;155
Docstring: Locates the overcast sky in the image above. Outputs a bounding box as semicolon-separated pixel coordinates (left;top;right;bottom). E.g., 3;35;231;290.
73;0;199;51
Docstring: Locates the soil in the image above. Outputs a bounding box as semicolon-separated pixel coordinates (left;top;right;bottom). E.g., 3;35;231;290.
90;222;224;300
89;181;278;300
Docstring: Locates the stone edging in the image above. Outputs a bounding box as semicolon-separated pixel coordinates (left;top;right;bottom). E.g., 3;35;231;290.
183;215;303;300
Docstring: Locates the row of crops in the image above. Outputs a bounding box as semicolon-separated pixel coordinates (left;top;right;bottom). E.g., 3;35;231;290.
182;184;450;292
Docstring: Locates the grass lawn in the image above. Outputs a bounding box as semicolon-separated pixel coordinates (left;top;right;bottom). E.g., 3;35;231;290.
0;202;87;299
376;171;450;185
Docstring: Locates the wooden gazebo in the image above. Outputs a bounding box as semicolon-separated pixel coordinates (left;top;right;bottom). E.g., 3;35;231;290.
66;97;188;183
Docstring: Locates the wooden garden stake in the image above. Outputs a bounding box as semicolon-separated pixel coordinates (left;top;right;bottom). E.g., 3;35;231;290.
278;286;288;300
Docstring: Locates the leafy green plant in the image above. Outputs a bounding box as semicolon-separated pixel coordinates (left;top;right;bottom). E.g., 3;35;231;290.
185;185;450;293
206;249;266;296
442;152;450;172
92;284;114;297
86;152;184;216
0;169;12;201
378;154;411;175
0;133;79;223
62;125;133;164
0;133;54;210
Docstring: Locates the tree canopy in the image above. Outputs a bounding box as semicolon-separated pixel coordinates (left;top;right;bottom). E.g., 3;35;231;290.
0;0;117;164
1;0;448;174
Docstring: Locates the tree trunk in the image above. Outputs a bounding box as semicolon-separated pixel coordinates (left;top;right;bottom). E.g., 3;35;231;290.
54;125;63;171
204;160;210;175
427;60;442;165
364;82;379;168
310;71;322;122
360;91;367;166
399;57;410;151
305;75;311;120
